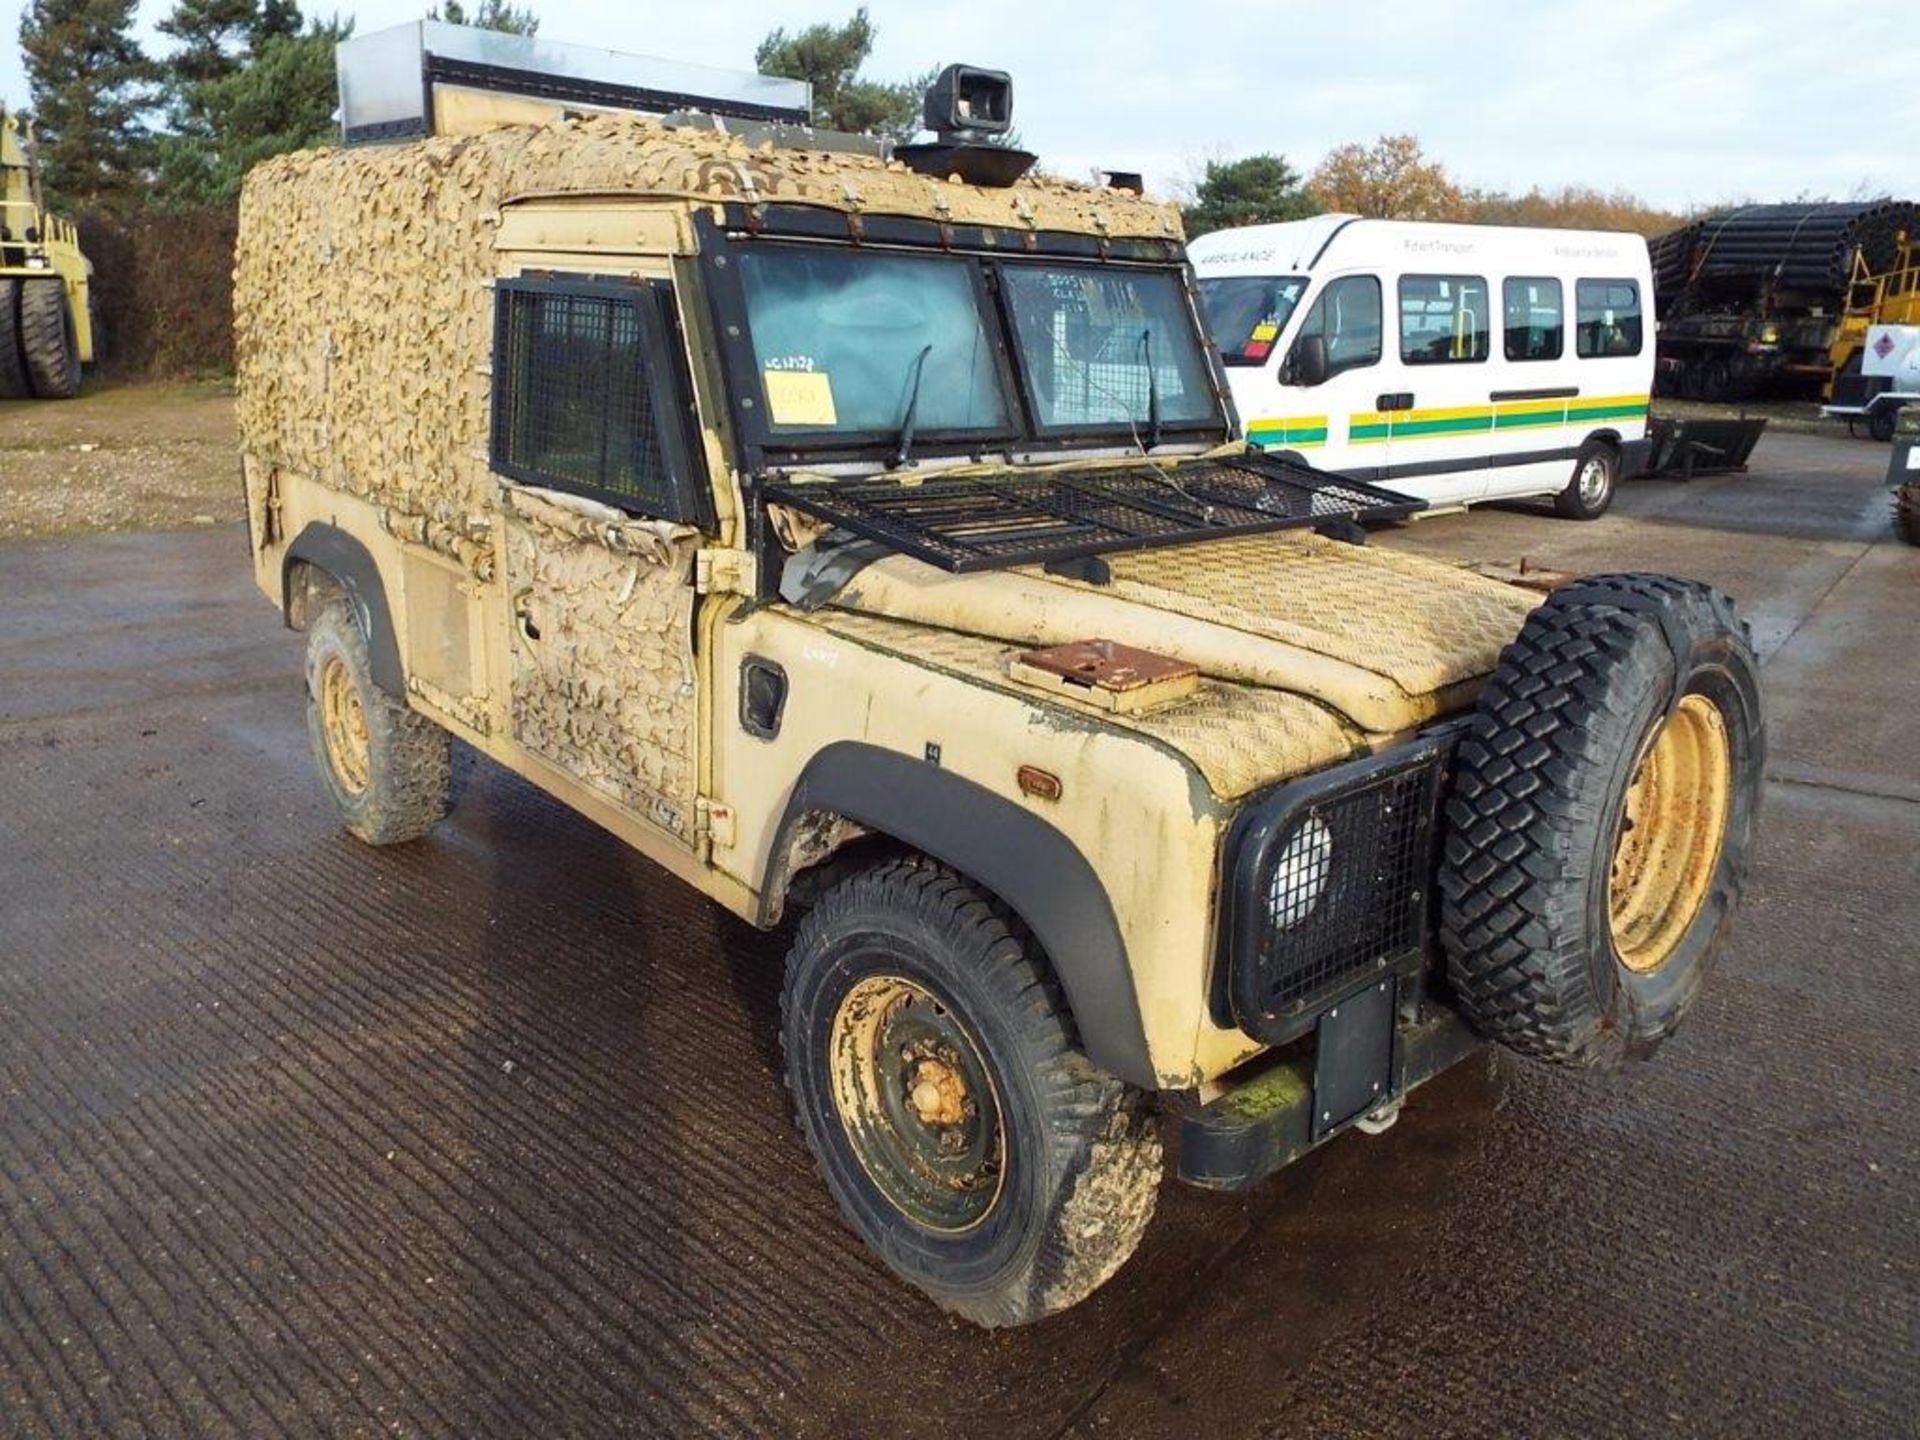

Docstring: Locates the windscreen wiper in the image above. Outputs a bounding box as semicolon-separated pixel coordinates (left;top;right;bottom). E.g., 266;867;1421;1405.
1138;327;1162;452
892;343;936;469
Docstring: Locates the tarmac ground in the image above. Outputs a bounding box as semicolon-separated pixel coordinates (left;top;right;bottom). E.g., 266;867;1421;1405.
1;430;1915;1438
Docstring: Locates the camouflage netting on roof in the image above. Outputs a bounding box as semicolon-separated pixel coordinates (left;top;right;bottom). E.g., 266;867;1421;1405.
234;113;1184;529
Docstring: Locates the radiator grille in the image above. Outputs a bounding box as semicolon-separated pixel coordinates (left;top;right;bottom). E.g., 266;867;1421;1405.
1219;745;1446;1043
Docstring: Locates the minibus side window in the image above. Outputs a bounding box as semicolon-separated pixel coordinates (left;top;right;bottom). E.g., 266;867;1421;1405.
1575;279;1643;357
1290;275;1382;381
1399;274;1490;365
1502;277;1564;361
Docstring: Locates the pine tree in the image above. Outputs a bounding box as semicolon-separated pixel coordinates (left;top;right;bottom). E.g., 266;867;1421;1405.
155;7;349;205
1181;156;1320;239
157;0;257;89
755;8;925;139
17;0;158;209
428;0;539;35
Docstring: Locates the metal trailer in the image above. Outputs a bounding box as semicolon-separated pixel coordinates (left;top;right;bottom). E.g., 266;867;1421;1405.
1637;414;1769;479
1823;323;1920;441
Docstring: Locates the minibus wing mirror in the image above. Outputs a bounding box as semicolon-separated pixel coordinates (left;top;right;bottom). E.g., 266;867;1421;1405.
1285;334;1328;387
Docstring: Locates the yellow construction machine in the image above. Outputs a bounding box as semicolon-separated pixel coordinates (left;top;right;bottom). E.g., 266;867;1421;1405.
1;107;93;399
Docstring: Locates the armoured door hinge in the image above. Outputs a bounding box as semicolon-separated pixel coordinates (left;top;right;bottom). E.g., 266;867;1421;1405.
695;797;736;850
694;548;750;595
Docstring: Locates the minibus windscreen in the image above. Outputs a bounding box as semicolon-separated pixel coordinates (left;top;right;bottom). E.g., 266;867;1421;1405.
1197;275;1308;366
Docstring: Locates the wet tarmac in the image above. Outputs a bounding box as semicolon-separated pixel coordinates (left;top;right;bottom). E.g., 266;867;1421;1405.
1;431;1915;1438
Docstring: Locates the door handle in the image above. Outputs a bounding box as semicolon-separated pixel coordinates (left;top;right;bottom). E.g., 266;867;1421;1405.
1376;392;1414;412
512;586;541;643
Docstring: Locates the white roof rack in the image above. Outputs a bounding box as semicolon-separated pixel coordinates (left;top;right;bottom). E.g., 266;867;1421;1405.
336;20;811;145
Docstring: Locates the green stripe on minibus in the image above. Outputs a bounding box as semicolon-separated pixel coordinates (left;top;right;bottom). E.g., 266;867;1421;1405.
1391;415;1494;438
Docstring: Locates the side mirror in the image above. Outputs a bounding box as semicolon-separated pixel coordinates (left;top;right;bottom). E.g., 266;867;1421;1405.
1287;334;1329;388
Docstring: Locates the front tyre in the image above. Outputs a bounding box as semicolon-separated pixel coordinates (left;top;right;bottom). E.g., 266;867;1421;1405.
1440;575;1765;1067
1555;441;1619;520
782;857;1162;1327
18;278;80;399
303;599;452;845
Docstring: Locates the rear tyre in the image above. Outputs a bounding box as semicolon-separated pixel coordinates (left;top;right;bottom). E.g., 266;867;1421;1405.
1868;404;1900;444
1439;575;1764;1067
303;599;451;845
1555;441;1618;520
19;278;80;399
0;279;28;400
782;856;1162;1328
1896;484;1920;547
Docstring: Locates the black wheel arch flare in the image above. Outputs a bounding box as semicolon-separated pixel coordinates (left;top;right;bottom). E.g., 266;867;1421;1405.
761;741;1156;1089
282;521;406;698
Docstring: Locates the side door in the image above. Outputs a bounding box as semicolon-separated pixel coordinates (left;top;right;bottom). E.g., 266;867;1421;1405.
1385;271;1494;506
1486;273;1575;500
487;270;716;850
1274;272;1387;478
1570;275;1653;449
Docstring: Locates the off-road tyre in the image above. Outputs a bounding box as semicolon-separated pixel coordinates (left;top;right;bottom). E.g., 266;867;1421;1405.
1896;484;1920;547
782;856;1162;1328
0;279;28;400
18;278;80;399
1555;440;1619;520
303;599;451;845
1439;574;1765;1068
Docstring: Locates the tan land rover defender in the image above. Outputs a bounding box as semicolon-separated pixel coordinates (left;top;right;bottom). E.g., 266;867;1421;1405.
236;41;1765;1327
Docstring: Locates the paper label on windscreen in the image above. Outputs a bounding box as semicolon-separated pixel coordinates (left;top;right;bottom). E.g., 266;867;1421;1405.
764;370;837;426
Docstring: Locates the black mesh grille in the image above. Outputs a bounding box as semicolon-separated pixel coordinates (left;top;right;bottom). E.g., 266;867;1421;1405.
493;284;673;515
761;453;1421;574
1220;747;1445;1041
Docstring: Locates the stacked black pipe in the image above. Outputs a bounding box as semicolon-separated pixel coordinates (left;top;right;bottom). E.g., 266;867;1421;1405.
1651;200;1918;301
1648;220;1704;299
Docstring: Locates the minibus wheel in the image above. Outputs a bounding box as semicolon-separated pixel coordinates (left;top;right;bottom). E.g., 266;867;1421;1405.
1555;441;1618;520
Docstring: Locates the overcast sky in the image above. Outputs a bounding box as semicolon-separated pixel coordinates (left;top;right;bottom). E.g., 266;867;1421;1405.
3;0;1914;209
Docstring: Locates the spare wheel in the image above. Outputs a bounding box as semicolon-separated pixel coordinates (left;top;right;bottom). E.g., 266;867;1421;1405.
1439;574;1765;1067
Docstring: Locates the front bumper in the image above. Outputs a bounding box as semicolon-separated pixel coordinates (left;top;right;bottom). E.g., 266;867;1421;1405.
1178;1002;1482;1191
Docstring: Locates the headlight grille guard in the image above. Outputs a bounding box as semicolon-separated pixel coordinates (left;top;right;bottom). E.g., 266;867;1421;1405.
1211;728;1460;1047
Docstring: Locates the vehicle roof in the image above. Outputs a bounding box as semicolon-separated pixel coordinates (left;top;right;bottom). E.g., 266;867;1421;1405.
241;110;1183;243
1187;215;1651;276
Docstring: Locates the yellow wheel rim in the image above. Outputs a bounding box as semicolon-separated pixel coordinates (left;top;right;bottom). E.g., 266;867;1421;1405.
318;655;372;796
1608;693;1733;973
827;973;1006;1234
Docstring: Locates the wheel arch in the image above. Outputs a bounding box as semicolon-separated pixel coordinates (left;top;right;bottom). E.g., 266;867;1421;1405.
282;522;405;697
759;741;1155;1089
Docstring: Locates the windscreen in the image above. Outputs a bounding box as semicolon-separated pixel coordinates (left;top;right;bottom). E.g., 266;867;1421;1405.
1196;275;1309;367
737;246;1011;435
998;265;1220;432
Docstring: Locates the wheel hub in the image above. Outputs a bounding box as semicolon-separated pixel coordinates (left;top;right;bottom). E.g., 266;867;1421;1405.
828;974;1005;1233
1579;456;1610;505
1608;693;1733;973
907;1056;969;1128
318;655;371;795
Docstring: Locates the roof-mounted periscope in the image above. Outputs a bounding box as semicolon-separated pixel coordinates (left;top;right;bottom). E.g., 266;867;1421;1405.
337;20;812;146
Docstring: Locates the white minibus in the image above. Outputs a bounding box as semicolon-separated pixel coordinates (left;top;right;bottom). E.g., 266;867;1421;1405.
1190;216;1654;518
